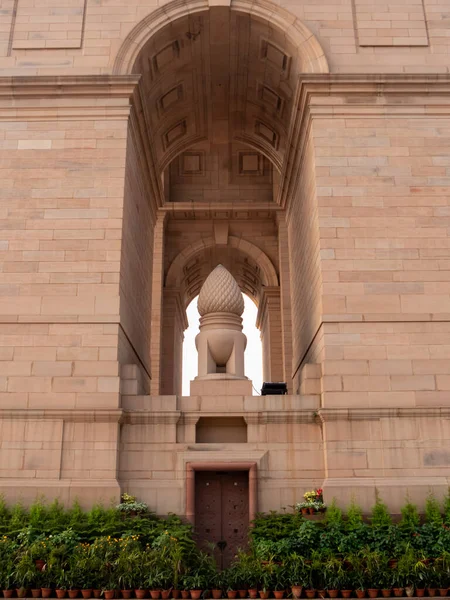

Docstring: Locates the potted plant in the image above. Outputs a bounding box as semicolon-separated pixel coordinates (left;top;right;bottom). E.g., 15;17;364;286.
394;546;419;598
14;551;40;599
180;573;191;600
346;552;366;599
183;574;203;600
323;554;344;598
224;567;238;600
0;551;16;598
412;555;430;597
284;553;307;599
258;565;273;599
362;549;384;599
211;571;225;599
434;553;450;597
377;555;393;598
272;563;287;599
116;494;149;519
40;562;54;598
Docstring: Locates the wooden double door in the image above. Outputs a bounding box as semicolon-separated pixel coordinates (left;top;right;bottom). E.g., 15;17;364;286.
195;471;249;568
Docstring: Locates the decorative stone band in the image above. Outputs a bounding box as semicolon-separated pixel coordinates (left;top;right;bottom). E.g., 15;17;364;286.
318;406;450;422
0;75;140;121
1;406;448;424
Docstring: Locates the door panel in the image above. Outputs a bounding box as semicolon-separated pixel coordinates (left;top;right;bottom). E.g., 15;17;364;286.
220;472;249;568
195;471;249;568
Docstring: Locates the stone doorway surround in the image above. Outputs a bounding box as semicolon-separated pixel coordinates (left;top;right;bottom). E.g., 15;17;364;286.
185;461;257;526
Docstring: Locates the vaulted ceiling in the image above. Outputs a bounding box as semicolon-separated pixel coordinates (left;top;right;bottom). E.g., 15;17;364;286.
132;6;303;202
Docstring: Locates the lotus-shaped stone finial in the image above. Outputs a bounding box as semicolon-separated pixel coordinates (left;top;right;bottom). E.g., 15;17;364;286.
197;265;244;316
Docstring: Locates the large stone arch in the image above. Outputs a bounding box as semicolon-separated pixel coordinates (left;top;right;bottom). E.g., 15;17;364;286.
166;235;279;304
112;0;329;76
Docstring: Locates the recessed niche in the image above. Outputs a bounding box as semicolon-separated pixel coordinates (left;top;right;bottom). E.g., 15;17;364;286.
180;151;204;175
152;40;181;74
196;417;247;443
255;121;278;148
258;83;284;116
163;120;187;148
239;152;262;175
158;84;184;114
261;39;290;74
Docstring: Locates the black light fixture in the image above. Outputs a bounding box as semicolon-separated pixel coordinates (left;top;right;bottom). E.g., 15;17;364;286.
261;382;288;396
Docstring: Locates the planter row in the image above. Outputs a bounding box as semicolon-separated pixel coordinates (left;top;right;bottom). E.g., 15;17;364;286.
3;590;450;600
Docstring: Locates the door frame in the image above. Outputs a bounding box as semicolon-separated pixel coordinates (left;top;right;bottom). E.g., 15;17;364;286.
186;461;257;526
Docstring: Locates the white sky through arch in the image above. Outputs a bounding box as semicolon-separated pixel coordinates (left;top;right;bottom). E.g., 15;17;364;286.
182;295;263;396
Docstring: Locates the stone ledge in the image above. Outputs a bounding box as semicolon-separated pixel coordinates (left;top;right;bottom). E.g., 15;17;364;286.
318;407;450;422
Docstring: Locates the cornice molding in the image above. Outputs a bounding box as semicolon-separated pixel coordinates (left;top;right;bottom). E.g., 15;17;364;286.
0;75;140;120
0;409;123;422
318;406;450;422
122;410;182;425
280;73;450;211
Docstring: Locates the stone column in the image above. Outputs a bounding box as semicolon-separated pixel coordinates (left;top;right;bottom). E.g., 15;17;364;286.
160;288;188;396
256;287;283;383
150;213;167;395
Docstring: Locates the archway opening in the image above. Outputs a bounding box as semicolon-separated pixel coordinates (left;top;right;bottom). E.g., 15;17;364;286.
182;294;263;395
119;0;328;395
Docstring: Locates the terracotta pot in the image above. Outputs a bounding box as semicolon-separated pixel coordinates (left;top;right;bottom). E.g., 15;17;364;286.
57;591;67;599
381;591;391;598
341;592;352;599
356;591;366;599
150;592;161;600
135;591;147;599
416;590;425;597
405;587;415;598
16;590;28;599
238;591;247;599
428;590;438;598
212;591;222;599
42;589;53;598
161;592;171;600
93;592;102;599
2;592;13;599
227;593;238;599
82;590;93;599
104;592;115;600
181;593;190;600
249;589;258;599
439;590;448;597
305;591;316;599
368;590;379;598
274;592;285;599
258;593;270;600
318;591;326;599
292;587;303;599
121;592;132;599
301;509;308;515
309;508;315;515
36;560;46;572
328;591;339;598
393;589;404;597
172;592;181;599
190;592;202;600
32;590;42;598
